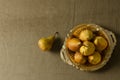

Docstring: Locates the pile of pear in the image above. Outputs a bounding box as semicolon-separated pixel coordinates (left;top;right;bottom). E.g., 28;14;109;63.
66;29;108;65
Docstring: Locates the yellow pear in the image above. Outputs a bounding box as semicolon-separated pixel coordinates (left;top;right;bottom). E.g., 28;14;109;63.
79;29;93;41
88;51;101;65
80;41;95;56
38;32;58;51
73;27;82;38
94;36;108;51
74;52;86;64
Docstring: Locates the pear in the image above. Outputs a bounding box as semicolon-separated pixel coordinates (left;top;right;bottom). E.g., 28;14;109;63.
66;38;81;52
38;32;58;51
88;51;101;65
74;52;86;64
73;27;82;38
80;41;95;56
94;36;108;51
79;29;93;41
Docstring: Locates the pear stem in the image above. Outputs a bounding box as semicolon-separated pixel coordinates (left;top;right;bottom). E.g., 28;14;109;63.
54;32;59;38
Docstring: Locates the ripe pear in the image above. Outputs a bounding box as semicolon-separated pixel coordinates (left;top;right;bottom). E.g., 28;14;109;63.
38;32;58;51
79;29;93;41
88;51;101;65
80;41;95;56
66;38;81;52
74;52;86;64
73;27;82;38
94;36;108;51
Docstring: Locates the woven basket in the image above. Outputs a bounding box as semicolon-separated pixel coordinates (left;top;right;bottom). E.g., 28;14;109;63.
60;24;116;71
